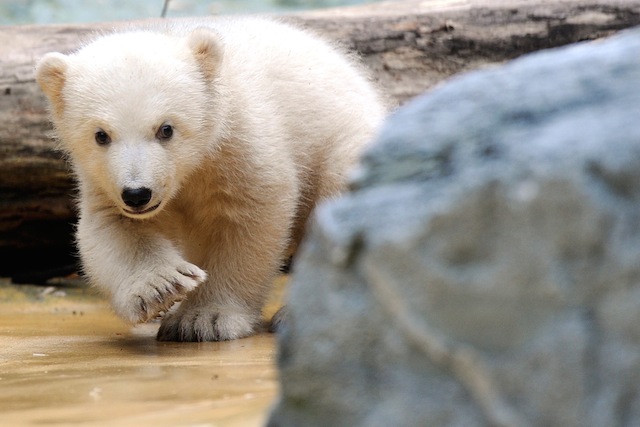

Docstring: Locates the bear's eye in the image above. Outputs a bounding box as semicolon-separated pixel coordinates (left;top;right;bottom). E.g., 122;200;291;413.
156;124;173;141
95;129;111;145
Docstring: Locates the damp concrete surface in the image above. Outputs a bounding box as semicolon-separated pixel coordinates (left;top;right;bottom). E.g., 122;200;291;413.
0;276;286;426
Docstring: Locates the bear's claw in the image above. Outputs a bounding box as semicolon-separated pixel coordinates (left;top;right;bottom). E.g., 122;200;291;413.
157;305;258;342
113;260;207;324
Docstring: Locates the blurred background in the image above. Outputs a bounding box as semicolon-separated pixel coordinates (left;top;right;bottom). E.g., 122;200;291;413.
0;0;379;25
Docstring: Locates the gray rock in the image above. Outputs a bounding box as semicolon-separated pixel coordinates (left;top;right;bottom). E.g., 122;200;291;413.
269;27;640;427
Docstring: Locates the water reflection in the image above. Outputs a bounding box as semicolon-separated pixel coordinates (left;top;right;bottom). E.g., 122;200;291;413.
0;279;283;426
1;309;277;426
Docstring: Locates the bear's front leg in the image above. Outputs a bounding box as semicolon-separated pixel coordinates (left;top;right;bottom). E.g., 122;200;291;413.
77;206;207;324
157;220;287;342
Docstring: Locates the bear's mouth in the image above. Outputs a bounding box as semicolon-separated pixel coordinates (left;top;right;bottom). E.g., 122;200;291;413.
123;202;161;216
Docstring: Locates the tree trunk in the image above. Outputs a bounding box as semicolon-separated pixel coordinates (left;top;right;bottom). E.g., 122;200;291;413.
1;0;639;278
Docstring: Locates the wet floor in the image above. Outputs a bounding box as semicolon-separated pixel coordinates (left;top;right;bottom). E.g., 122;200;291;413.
0;277;286;426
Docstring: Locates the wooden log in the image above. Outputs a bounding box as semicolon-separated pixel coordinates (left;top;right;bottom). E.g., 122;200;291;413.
1;0;639;277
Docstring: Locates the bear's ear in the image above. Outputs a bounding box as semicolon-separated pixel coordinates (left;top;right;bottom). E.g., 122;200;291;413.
35;52;69;116
187;28;223;81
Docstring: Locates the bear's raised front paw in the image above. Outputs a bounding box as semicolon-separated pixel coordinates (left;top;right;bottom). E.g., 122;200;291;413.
113;261;207;324
156;305;258;342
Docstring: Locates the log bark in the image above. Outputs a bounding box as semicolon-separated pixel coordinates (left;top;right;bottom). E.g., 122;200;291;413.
1;0;639;277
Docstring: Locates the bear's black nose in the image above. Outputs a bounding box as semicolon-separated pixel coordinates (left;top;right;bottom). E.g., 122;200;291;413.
122;187;152;208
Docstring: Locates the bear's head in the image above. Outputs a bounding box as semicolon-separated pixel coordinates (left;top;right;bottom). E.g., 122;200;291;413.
36;28;225;219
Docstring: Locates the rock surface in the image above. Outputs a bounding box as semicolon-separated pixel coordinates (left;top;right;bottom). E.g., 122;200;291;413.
269;27;640;427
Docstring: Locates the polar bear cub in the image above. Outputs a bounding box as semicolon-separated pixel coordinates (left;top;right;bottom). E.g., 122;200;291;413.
36;17;385;341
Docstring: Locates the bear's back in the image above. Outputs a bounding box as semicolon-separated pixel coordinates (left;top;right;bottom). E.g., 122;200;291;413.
214;18;385;176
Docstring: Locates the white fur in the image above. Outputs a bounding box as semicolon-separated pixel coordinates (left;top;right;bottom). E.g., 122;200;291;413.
36;17;386;341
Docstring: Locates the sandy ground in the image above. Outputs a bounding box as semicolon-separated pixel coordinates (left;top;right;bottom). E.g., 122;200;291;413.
0;276;286;427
